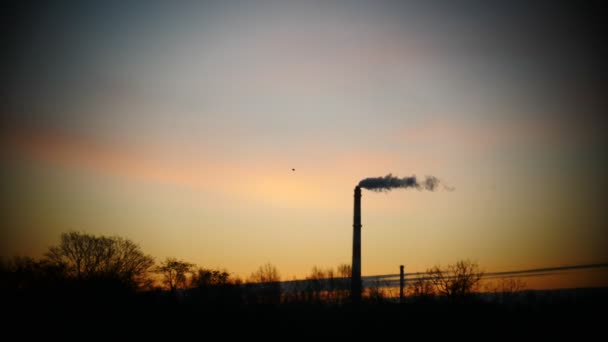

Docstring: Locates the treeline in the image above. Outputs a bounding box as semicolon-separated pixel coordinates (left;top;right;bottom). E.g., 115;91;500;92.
0;232;355;308
1;232;153;294
1;231;529;308
3;231;606;338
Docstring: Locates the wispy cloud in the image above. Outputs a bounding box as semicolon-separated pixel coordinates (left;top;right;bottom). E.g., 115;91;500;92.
2;125;223;191
3;125;426;208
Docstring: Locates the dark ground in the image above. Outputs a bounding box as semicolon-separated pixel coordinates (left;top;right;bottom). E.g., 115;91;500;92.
5;287;607;338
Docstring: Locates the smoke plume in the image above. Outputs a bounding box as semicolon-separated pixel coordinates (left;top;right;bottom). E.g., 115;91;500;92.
358;174;453;192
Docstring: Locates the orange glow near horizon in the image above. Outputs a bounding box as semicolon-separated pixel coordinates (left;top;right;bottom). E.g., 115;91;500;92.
2;124;606;286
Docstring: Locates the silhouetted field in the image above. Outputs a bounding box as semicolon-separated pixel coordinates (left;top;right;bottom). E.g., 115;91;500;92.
3;232;605;336
4;285;606;337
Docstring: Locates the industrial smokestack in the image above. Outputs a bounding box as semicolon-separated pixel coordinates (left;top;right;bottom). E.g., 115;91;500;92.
350;173;451;303
351;186;362;303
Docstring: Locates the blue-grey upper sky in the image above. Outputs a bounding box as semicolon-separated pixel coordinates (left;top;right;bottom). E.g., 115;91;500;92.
4;1;606;127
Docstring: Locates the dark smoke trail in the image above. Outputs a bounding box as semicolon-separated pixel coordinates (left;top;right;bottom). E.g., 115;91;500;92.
358;174;453;192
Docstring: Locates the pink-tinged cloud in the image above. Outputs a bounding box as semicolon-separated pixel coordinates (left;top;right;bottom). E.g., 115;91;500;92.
2;126;434;209
1;126;226;192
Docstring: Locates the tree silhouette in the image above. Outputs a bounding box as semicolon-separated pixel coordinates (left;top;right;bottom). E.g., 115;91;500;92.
306;266;325;303
336;263;351;302
337;263;352;278
486;277;526;304
0;256;67;290
427;260;483;302
154;258;195;292
247;263;281;304
191;268;230;288
305;266;337;303
407;275;435;301
45;231;154;290
367;279;391;304
190;268;242;307
249;262;280;283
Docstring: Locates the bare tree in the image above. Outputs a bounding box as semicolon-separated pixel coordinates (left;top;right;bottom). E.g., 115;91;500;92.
154;258;195;292
486;277;526;304
45;231;154;289
407;276;435;300
324;268;336;302
366;279;390;303
191;268;230;288
306;266;324;302
190;267;242;306
247;263;281;304
496;277;526;293
336;263;351;302
427;260;484;301
337;263;351;278
249;262;280;283
305;266;336;303
1;255;73;293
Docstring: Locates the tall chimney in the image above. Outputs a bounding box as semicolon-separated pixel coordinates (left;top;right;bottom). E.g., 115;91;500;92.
351;186;362;303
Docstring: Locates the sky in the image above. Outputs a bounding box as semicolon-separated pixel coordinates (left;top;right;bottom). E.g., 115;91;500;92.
1;1;607;287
